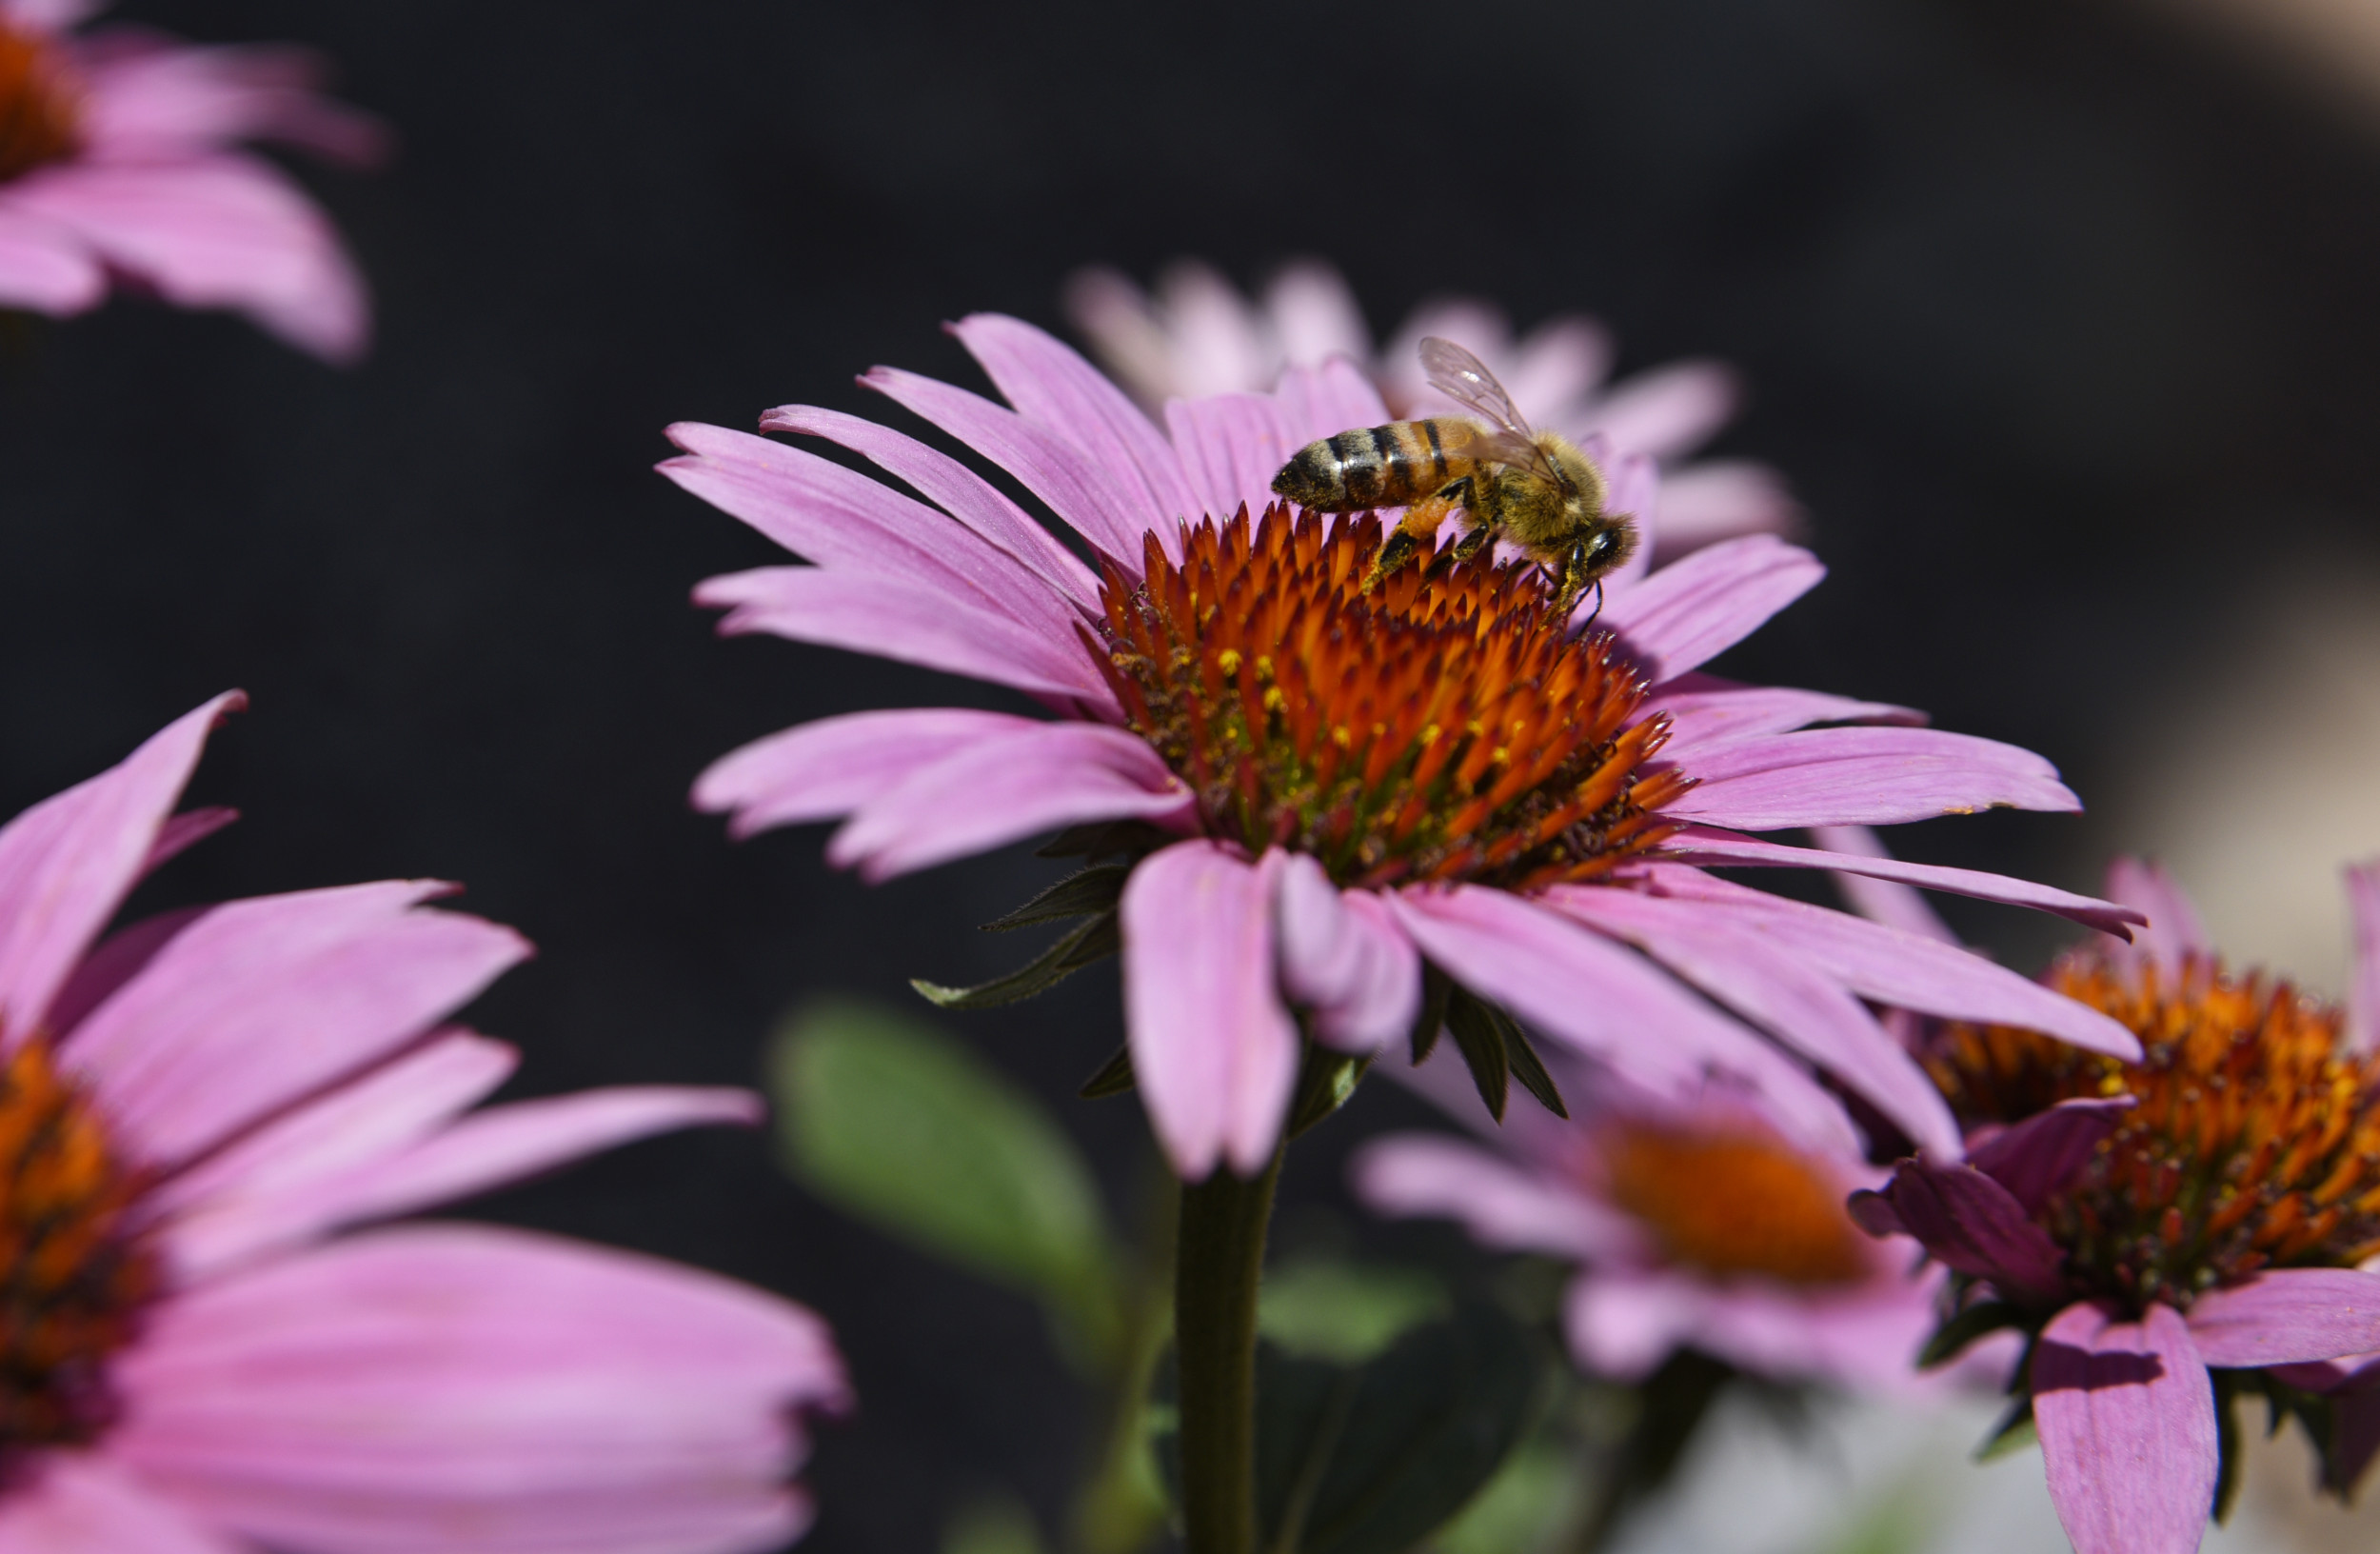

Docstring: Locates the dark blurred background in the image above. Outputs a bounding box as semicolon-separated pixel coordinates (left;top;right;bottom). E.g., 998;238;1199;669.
6;0;2380;1547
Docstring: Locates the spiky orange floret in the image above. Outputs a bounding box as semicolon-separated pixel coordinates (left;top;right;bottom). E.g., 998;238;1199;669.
0;22;79;186
1599;1120;1870;1287
1929;955;2380;1312
0;1037;153;1454
1087;505;1691;890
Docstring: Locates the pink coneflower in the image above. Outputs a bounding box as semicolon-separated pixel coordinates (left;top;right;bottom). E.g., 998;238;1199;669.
0;0;381;360
1063;258;1797;560
1854;859;2380;1554
667;311;2146;1185
1354;1049;1972;1395
0;693;849;1553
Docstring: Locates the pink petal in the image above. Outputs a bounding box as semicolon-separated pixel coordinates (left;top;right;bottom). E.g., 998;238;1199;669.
1271;358;1391;447
1562;1268;1705;1380
826;723;1193;883
1542;887;1959;1156
1059;265;1183;403
7;156;367;361
863;365;1157;567
1858;1158;2065;1304
758;404;1101;608
1650;461;1802;558
693;566;1116;711
1657;828;2146;937
0;0;103;30
1617;867;2142;1058
2184;1269;2380;1367
1967;1097;2135;1214
143;807;238;878
1273;858;1418;1052
0;1451;240;1554
76;42;388;166
692;708;1041;839
1500;315;1615;424
952;313;1208;532
1384;886;1861;1155
0;692;238;1042
169;1086;761;1282
659;422;1081;639
2353;861;2380;1054
1667;726;2079;830
1121;842;1299;1179
1597;534;1825;686
1577;361;1737;460
1163;391;1300;525
1145;262;1273;398
61;882;529;1171
2033;1302;2215;1554
109;1225;847;1554
1262;260;1371;372
2102;858;2211;980
1808;824;1958;945
0;203;103;312
1350;1133;1643;1262
1647;684;1925;760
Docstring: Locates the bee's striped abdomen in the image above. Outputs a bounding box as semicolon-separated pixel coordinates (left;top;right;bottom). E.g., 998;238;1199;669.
1272;420;1456;511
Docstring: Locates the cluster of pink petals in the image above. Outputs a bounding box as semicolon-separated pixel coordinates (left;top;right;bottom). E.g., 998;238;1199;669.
667;312;2148;1183
0;695;849;1554
1352;1050;1981;1395
1062;258;1798;560
0;0;381;360
1853;860;2380;1554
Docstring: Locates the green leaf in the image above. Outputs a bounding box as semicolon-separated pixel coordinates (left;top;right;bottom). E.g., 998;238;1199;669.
769;997;1121;1365
1039;819;1172;860
1259;1258;1448;1365
982;864;1133;932
1445;990;1510;1122
1079;1043;1136;1098
1408;965;1454;1066
1265;1302;1550;1554
1426;1436;1579;1554
1285;1043;1371;1139
912;911;1120;1009
1918;1300;2027;1369
1975;1399;2037;1462
1487;1006;1566;1120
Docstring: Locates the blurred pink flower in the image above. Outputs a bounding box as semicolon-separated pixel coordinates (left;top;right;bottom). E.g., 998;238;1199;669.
1064;258;1798;561
0;0;383;360
1854;858;2380;1554
0;694;849;1553
1354;1049;1988;1394
666;312;2144;1182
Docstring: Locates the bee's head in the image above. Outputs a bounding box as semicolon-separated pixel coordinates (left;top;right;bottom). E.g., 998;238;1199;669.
1567;523;1636;583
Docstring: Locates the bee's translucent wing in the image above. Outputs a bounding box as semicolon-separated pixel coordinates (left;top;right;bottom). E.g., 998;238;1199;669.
1419;336;1535;440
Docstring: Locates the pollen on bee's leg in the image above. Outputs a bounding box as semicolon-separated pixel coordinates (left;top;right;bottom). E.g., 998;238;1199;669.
1088;503;1687;891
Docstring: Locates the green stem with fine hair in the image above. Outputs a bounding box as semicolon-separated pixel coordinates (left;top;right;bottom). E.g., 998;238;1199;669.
1174;1142;1285;1554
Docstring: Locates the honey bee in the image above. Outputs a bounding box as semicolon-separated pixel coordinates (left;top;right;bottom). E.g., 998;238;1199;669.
1271;337;1637;614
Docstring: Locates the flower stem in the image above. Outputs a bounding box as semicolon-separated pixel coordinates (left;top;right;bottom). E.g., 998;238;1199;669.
1174;1142;1284;1554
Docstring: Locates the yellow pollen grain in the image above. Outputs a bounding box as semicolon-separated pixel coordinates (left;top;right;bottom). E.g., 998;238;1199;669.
1218;648;1242;676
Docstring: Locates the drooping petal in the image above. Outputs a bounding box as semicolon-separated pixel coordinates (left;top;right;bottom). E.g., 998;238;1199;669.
1578;361;1737;460
2102;858;2211;983
168;1086;762;1282
1164;392;1300;525
1649;461;1801;558
0;203;103;313
1273;857;1418;1052
2183;1269;2380;1367
1806;824;1959;945
863;366;1157;568
2347;861;2380;1054
1656;829;2145;937
1350;1133;1644;1263
1121;843;1299;1179
1966;1097;2136;1214
1575;869;2143;1058
1666;726;2080;830
825;723;1194;883
952;313;1208;537
60;882;529;1171
1262;261;1371;373
659;422;1080;637
108;1225;849;1554
1855;1157;2066;1305
0;691;238;1044
2033;1302;2216;1554
1384;887;1861;1155
692;709;1042;839
694;567;1117;711
1597;534;1825;686
1542;887;1960;1157
0;1450;241;1554
1060;266;1187;404
759;405;1101;608
1646;684;1924;759
6;156;367;361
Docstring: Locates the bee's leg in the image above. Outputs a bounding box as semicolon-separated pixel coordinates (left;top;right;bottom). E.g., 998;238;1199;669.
1363;491;1458;591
